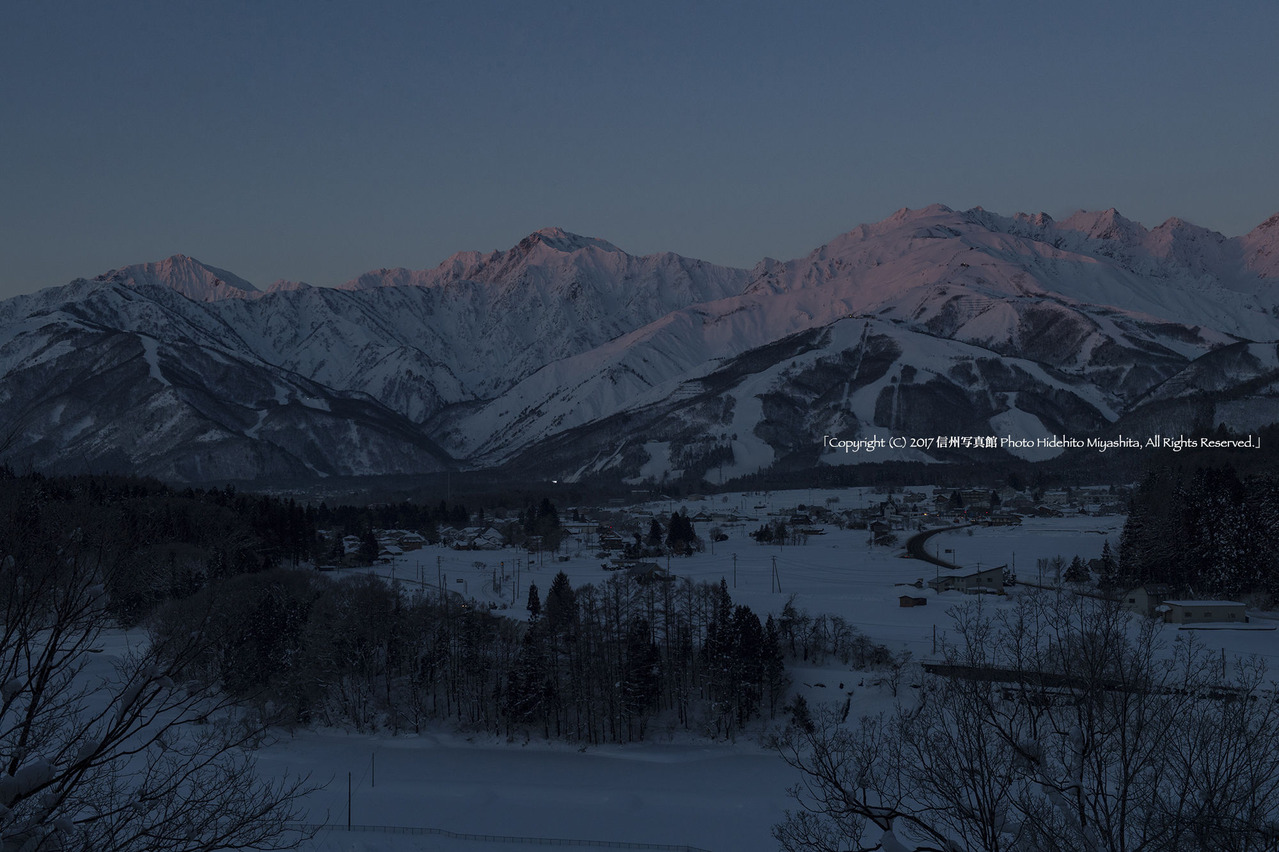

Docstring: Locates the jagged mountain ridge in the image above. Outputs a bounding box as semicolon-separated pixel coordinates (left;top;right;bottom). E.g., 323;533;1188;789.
2;207;1279;483
447;205;1279;469
91;254;260;301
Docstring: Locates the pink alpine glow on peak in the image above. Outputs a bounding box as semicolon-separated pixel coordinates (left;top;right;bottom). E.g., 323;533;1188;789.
92;254;260;302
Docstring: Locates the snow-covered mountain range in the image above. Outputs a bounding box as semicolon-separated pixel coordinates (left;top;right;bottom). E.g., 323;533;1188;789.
3;207;1278;484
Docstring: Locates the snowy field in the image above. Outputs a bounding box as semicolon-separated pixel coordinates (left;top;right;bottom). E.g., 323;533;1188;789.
359;488;1132;659
251;488;1277;851
257;731;791;852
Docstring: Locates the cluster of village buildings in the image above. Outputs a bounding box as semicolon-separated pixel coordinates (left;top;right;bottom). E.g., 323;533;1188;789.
327;484;1251;627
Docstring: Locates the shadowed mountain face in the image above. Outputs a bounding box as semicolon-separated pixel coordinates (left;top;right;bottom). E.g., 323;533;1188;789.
3;206;1278;484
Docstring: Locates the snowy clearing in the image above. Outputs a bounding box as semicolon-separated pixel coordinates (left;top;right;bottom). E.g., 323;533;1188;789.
253;488;1276;851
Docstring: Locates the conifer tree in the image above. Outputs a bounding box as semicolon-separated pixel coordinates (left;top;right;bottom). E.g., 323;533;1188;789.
647;518;663;547
1097;538;1119;590
543;571;577;636
359;528;378;562
763;614;788;716
526;582;541;619
1064;555;1089;584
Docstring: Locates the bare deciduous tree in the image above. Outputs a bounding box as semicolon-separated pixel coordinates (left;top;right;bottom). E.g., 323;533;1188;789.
0;508;316;852
774;592;1279;852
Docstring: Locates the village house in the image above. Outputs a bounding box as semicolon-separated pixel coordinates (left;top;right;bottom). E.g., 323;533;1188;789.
1157;600;1248;625
598;529;627;552
862;498;907;529
398;531;426;551
959;489;995;511
447;526;504;550
561;522;597;541
1120;584;1171;617
869;519;896;545
928;566;1005;595
626;561;674;585
1004;493;1037;513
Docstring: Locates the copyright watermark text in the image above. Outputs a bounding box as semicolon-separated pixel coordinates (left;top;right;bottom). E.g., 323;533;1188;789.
821;433;1262;453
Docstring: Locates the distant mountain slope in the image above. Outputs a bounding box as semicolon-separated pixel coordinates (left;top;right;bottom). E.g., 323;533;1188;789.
90;254;260;301
2;208;1278;483
445;206;1279;470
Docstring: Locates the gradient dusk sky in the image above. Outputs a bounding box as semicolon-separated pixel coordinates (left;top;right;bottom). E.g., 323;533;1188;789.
2;0;1276;299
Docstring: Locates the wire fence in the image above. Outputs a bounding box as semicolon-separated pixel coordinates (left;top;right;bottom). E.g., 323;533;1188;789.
290;823;714;852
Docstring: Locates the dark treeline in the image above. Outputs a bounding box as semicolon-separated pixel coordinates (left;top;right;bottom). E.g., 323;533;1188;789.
154;569;793;743
0;467;319;624
774;597;895;669
319;496;568;552
0;468;903;744
0;467;481;621
1119;463;1279;600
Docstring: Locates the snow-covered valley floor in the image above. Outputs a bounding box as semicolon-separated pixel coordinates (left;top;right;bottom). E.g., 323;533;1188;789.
251;487;1277;851
258;730;790;852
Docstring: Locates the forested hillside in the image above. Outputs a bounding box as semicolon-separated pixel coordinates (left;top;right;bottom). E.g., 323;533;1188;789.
0;469;895;744
153;568;800;742
1119;463;1279;600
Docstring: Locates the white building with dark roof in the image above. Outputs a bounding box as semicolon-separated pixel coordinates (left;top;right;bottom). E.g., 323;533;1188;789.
1157;600;1247;625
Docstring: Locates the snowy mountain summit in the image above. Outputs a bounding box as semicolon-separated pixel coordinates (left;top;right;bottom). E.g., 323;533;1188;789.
92;254;260;302
3;206;1279;484
517;226;623;254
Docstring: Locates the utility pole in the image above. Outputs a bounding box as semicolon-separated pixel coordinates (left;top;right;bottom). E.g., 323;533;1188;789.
732;553;737;589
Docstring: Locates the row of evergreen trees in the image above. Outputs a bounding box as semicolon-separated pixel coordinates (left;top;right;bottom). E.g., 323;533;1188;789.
512;571;785;740
316;498;472;539
1119;464;1279;599
156;568;793;743
0;469;325;624
628;512;701;557
0;467;559;623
